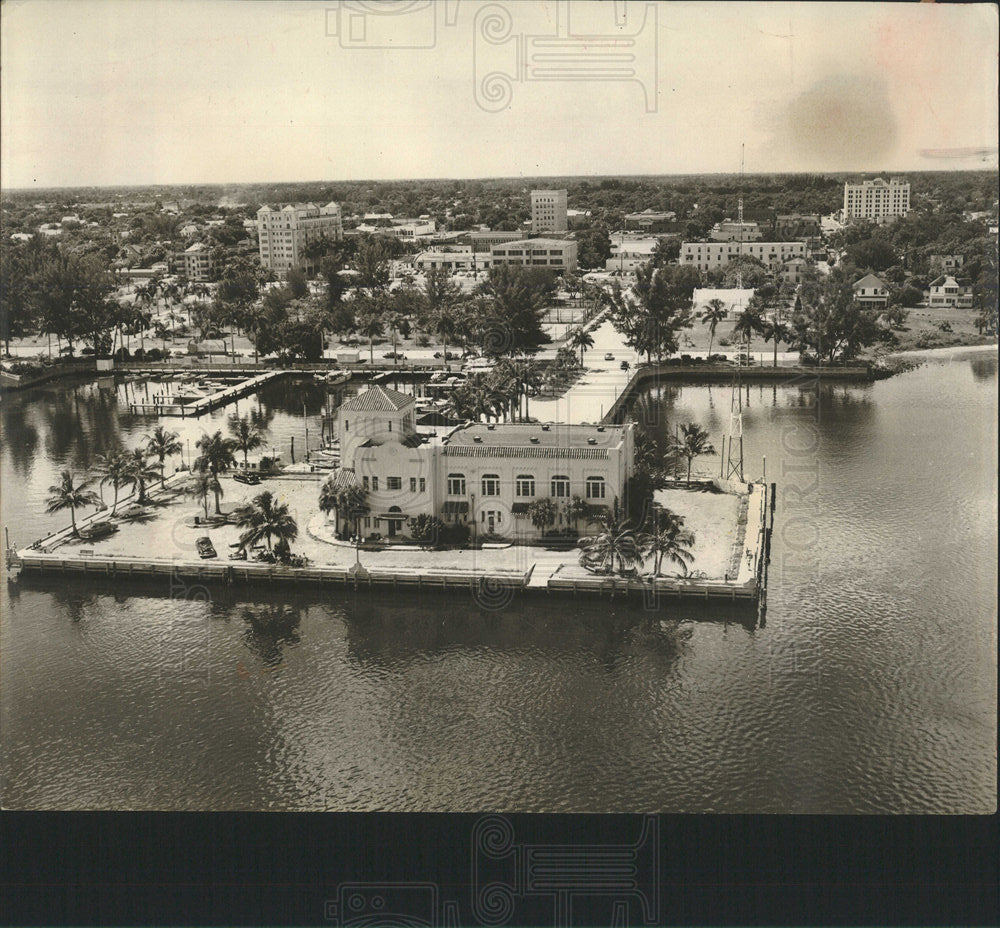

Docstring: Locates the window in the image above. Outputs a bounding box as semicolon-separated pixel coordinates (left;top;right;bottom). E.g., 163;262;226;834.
515;475;535;497
388;421;392;432
410;477;417;493
362;476;369;490
420;477;426;493
551;475;570;498
447;473;466;495
586;476;606;499
482;474;500;496
372;476;379;491
387;477;401;491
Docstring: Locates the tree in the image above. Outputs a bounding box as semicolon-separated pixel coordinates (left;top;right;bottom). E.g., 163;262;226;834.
144;426;182;487
233;490;298;554
567;326;595;366
45;470;100;536
185;469;219;521
576;226;612;269
609;263;695;363
227;413;264;468
791;266;889;363
286;266;309;299
93;451;130;515
640;508;696;577
328;483;369;538
578;512;643;576
194;431;236;514
474;265;552;356
565;495;590;534
700;298;728;358
123;446;160;504
527;497;558;534
669;422;716;485
356;297;385;364
408;513;445;547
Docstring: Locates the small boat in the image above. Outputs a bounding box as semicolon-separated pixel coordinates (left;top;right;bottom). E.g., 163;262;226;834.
196;536;217;559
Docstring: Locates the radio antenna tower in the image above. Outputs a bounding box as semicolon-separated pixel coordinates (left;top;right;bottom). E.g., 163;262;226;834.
724;144;746;482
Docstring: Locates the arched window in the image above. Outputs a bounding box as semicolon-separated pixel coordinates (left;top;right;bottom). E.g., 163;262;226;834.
447;473;466;495
481;474;500;497
585;476;606;499
515;474;535;497
551;475;570;498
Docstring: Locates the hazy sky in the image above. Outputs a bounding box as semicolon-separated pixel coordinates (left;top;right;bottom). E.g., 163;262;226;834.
2;0;997;188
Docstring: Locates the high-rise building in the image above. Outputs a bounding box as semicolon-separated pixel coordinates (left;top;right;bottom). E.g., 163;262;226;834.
842;178;910;222
530;189;567;233
257;202;343;274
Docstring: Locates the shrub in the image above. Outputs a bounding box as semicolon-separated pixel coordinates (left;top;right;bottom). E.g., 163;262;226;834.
416;334;431;347
409;514;445;547
717;337;732;347
441;521;470;546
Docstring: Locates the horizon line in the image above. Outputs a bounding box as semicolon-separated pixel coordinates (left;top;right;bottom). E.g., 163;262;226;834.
3;166;998;195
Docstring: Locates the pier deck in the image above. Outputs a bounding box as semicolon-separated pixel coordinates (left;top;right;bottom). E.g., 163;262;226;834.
127;370;287;417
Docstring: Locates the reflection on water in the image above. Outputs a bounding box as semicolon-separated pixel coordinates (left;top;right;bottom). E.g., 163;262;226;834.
1;354;996;811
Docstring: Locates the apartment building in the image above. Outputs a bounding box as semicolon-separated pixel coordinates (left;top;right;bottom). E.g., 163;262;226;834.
181;242;213;282
530;189;568;233
490;238;578;272
680;241;807;271
842;178;911;222
709;220;762;242
257;202;343;275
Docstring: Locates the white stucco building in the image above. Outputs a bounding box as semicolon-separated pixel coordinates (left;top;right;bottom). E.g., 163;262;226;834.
257;202;343;275
331;385;634;540
680;241;807;271
843;178;911;222
530;189;568;233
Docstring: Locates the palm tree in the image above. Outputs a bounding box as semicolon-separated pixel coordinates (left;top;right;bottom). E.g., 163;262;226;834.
432;305;458;361
357;302;384;365
94;450;130;514
568;326;595;366
227;413;264;468
759;311;790;369
185;469;219;521
144;425;182;487
233;490;298;554
527;497;558;535
700;298;728;359
669;422;717;485
124;446;160;503
565;495;589;534
333;484;369;538
734;304;765;359
45;470;100;536
578;513;643;577
194;430;237;514
640;508;696;577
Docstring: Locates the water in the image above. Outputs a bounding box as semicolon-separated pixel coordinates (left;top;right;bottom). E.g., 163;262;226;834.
1;354;996;811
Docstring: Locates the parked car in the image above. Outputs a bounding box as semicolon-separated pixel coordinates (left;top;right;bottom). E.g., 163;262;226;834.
383;351;406;360
620;360;630;371
196;536;217;559
233;471;261;485
433;351;459;360
79;521;118;541
604;352;615;361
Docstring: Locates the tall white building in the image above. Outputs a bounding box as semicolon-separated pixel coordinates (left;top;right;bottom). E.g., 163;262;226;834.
257;202;343;275
842;178;911;222
530;189;568;233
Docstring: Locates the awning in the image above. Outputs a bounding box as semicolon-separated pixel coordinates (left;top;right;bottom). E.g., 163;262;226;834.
585;504;609;519
441;501;469;514
511;502;531;515
377;512;409;520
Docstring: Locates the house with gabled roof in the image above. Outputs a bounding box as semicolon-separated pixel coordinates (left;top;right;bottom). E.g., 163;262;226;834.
852;273;889;307
329;386;634;540
928;275;974;308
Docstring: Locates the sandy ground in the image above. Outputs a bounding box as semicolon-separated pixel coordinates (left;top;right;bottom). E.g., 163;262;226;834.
53;475;745;582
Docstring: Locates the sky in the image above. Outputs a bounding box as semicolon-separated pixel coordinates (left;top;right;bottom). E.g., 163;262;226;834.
2;0;997;188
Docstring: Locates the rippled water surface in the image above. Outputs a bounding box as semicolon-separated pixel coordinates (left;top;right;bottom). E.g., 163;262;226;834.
1;355;996;811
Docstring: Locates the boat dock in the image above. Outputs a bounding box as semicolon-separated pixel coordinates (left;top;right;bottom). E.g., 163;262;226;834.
128;370;287;417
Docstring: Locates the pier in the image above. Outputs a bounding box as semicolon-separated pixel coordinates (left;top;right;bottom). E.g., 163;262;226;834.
127;370;288;417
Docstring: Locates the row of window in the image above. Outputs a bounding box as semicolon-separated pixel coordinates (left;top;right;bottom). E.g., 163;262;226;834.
362;476;427;493
447;473;605;499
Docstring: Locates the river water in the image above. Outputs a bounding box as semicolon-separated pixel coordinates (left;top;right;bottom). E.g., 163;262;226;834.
1;352;995;811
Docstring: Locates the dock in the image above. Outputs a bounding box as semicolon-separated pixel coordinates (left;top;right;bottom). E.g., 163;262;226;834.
128;370;287;417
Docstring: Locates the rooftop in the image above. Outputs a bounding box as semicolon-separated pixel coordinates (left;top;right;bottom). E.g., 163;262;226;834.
340;385;415;413
443;422;625;459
